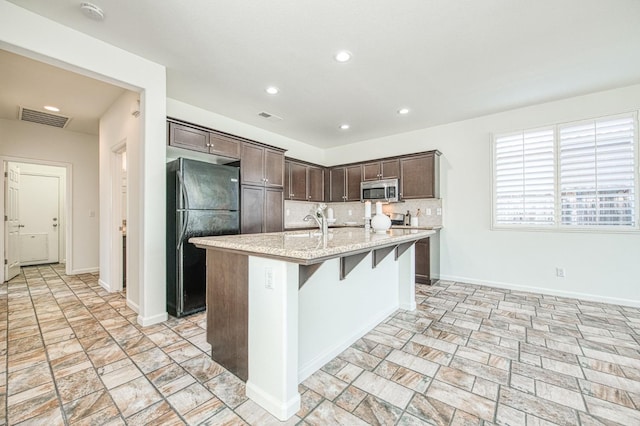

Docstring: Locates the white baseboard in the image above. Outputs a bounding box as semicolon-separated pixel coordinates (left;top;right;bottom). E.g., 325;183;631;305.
98;279;111;292
438;274;640;308
246;381;301;421
297;304;398;383
137;312;168;327
71;267;100;275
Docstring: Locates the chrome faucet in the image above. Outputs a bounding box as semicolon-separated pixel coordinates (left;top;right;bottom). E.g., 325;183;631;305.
303;203;329;236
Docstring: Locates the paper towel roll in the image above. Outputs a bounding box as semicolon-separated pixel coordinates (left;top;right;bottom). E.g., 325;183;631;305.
364;201;371;218
327;207;334;220
375;201;383;215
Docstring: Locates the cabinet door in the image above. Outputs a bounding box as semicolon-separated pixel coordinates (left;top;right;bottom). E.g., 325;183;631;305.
415;238;431;284
400;154;435;199
329;167;346;202
289;162;308;201
307;166;324;202
168;122;209;153
240;185;264;234
284;161;291;200
241;143;265;186
362;162;381;181
264;149;284;188
381;159;400;179
264;188;284;232
209;134;240;158
324;168;331;202
345;165;363;201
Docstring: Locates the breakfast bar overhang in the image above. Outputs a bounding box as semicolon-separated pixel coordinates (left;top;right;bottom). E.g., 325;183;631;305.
191;227;435;420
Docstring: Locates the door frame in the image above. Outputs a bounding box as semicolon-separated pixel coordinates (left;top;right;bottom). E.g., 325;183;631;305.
0;156;72;282
109;140;127;292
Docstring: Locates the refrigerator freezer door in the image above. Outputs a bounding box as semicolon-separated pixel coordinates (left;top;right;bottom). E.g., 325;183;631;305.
180;159;239;211
173;210;239;317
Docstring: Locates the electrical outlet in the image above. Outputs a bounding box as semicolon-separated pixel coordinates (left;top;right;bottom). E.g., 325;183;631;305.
436;208;442;216
556;267;565;278
426;208;432;216
285;209;290;216
265;267;275;289
348;210;352;216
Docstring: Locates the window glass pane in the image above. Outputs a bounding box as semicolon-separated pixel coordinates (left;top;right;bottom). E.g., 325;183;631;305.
494;129;555;225
559;116;635;227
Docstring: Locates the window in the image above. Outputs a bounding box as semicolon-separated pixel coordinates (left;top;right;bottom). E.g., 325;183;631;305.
493;113;638;230
494;128;555;225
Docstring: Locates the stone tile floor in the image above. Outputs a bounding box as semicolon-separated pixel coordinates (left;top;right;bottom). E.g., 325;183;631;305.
1;264;639;425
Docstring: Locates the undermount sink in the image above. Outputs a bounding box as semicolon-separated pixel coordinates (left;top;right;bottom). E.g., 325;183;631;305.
285;231;324;238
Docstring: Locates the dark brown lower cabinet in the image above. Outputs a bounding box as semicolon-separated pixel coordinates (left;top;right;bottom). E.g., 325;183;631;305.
416;233;440;285
415;237;431;284
206;250;248;381
241;185;283;234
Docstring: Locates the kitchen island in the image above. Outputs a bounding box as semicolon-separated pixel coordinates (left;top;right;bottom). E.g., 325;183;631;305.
191;226;435;420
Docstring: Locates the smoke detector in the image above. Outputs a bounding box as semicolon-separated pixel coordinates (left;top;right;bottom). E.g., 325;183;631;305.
80;2;105;21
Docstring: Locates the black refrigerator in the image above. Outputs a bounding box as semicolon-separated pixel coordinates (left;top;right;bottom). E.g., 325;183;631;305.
167;158;239;317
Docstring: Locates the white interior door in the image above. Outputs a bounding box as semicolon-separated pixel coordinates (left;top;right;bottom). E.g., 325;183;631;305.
4;162;21;281
19;174;59;265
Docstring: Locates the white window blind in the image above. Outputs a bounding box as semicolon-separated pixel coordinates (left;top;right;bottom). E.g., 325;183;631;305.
559;115;636;227
494;129;555;225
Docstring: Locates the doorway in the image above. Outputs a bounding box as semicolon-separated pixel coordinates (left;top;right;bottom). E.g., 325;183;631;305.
3;160;68;280
111;142;128;292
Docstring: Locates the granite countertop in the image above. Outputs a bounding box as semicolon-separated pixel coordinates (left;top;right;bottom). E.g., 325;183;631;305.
284;223;442;231
190;227;435;265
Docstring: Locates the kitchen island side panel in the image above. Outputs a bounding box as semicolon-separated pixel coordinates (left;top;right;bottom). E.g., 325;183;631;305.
206;250;248;381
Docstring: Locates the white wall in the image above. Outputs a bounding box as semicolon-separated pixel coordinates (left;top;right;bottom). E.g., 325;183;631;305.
0;1;167;325
326;84;640;307
0;119;98;273
167;98;325;162
99;91;140;310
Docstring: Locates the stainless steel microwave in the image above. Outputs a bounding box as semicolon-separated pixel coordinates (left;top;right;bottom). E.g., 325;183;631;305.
361;178;399;203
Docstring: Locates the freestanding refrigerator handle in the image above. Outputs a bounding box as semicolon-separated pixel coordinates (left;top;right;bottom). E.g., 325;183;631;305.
176;170;190;250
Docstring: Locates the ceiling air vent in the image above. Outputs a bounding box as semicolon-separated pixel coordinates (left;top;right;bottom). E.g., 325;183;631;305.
258;111;283;121
19;107;70;129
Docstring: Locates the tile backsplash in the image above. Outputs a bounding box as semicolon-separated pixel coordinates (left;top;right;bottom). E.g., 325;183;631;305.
284;199;443;228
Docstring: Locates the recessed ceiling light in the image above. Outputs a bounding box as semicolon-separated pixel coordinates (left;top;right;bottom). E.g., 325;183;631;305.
80;2;105;21
334;50;352;63
339;124;350;130
398;108;410;115
265;86;279;95
44;105;60;112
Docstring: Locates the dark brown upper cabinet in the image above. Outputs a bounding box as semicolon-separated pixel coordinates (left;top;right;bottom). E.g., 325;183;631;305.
327;165;362;202
307;166;325;202
168;120;240;158
284;160;325;202
241;142;284;188
400;152;440;199
362;159;400;181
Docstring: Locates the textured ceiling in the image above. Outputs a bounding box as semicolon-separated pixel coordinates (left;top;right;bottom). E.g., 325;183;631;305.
5;0;640;146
